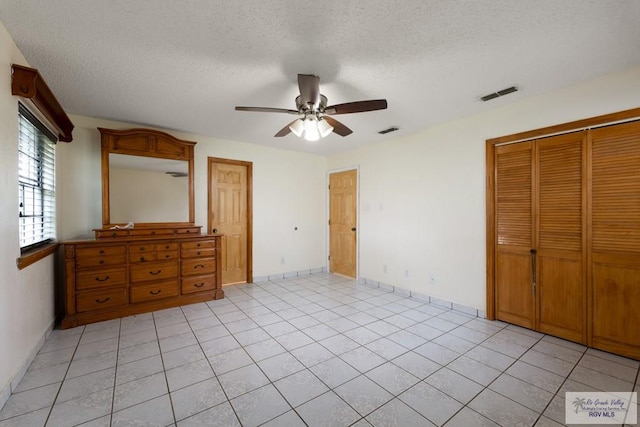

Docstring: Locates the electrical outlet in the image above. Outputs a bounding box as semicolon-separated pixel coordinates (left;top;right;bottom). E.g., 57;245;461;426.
429;275;436;285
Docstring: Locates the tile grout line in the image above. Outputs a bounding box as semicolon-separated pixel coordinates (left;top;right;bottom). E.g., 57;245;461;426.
4;273;640;426
42;325;87;426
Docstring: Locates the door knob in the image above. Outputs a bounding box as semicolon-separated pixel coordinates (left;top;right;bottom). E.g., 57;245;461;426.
212;228;218;233
351;227;356;232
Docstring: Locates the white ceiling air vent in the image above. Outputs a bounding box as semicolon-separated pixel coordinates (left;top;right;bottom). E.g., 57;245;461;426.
480;86;518;102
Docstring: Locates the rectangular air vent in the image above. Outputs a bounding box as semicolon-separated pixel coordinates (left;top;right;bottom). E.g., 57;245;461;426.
378;126;399;135
480;86;518;102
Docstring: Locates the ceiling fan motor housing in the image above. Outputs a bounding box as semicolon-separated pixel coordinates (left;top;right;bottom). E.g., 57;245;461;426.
296;94;328;114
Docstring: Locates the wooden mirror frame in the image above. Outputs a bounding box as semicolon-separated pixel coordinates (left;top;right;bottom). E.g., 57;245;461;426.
99;127;196;228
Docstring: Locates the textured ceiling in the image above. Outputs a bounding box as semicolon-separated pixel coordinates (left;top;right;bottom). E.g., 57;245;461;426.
1;0;639;155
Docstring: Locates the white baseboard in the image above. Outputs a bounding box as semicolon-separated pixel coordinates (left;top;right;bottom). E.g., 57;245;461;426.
360;276;484;318
0;319;55;411
253;267;327;284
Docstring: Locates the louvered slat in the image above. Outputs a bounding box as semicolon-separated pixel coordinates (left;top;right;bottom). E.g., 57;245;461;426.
591;123;640;254
538;136;583;252
496;145;532;247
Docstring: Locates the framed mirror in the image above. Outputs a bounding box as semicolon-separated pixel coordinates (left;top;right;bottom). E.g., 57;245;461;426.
99;128;196;227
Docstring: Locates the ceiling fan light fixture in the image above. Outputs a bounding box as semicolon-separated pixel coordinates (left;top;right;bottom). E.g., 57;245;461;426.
317;118;334;138
289;118;304;137
302;115;320;141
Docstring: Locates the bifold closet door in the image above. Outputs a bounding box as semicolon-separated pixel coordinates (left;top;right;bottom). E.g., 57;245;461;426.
589;121;640;359
495;141;535;329
535;132;586;343
495;133;586;343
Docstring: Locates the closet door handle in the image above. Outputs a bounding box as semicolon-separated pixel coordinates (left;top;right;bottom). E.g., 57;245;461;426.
530;249;537;295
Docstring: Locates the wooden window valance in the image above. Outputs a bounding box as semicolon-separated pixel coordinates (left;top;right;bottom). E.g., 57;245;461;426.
11;64;74;142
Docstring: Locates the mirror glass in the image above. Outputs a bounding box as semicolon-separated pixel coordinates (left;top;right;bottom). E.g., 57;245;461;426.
109;153;189;223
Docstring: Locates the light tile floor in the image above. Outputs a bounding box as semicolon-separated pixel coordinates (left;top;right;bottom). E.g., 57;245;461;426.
1;273;638;426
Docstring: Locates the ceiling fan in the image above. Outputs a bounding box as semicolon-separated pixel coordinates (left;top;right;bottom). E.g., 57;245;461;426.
235;74;387;141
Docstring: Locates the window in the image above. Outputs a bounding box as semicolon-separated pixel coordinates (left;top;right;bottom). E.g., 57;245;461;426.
18;103;57;253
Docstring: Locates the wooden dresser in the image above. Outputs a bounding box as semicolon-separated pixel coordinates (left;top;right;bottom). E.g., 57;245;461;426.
59;127;225;328
61;231;223;328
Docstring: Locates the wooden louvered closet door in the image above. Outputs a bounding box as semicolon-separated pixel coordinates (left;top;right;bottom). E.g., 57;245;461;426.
495;141;535;329
535;132;586;343
589;121;640;359
495;133;586;342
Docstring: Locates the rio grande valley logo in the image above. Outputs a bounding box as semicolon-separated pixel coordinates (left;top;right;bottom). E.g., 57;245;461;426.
565;392;637;425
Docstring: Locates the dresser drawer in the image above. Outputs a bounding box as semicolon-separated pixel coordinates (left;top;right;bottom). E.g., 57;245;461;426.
129;243;156;253
130;228;177;237
181;275;216;294
130;261;178;283
128;249;178;263
76;268;126;291
181;248;216;259
76;255;126;269
156;250;178;261
76;288;127;312
130;281;179;303
94;229;131;239
129;252;157;263
181;240;215;251
181;257;216;276
173;227;200;235
76;245;126;259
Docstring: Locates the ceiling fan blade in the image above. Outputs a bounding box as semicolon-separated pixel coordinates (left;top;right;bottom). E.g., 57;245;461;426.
325;99;387;115
274;120;299;137
235;106;299;114
298;74;320;109
324;116;353;137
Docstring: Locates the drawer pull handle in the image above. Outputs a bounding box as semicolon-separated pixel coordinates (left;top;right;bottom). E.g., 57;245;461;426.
194;264;205;269
149;290;162;295
165;245;170;249
197;251;201;255
139;247;146;251
99;250;105;254
165;254;170;258
111;232;116;237
194;283;205;288
197;243;201;247
95;276;110;282
149;270;162;275
140;257;146;262
95;297;110;304
99;260;105;264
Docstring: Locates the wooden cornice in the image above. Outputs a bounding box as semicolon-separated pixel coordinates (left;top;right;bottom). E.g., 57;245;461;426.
11;64;74;142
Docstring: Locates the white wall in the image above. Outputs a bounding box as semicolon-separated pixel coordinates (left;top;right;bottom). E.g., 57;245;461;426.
328;65;640;311
58;116;328;278
0;23;56;404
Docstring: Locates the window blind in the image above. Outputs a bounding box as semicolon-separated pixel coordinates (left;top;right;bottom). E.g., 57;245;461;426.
18;103;57;252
